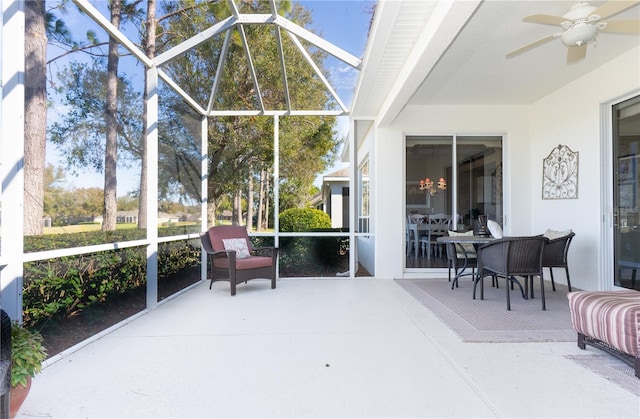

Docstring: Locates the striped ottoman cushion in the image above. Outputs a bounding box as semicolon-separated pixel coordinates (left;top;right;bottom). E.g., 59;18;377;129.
567;290;640;357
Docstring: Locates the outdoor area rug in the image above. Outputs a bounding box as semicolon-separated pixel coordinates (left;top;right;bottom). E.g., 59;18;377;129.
565;354;639;396
396;277;576;343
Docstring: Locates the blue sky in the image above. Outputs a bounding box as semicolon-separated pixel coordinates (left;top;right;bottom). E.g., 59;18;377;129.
49;0;374;195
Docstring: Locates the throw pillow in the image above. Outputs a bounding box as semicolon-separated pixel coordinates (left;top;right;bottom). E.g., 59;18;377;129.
487;220;503;239
543;228;572;240
222;238;251;259
447;230;476;254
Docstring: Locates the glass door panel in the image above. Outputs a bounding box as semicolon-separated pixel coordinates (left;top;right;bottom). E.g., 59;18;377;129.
613;95;640;290
456;137;503;231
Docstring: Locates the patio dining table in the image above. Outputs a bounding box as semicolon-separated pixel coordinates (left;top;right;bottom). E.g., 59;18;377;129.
437;235;494;290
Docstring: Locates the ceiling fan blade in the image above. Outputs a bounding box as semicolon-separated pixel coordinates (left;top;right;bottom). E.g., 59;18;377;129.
602;19;640;33
506;33;559;58
590;0;640;20
567;44;587;64
523;14;567;26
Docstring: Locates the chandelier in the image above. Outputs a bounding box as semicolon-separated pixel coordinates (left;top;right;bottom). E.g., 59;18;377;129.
419;177;447;196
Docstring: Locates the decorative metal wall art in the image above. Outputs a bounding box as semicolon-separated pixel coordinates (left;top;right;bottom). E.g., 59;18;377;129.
542;144;578;199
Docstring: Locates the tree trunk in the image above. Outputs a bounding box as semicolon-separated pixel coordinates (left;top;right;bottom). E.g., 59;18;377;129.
257;168;265;231
264;175;270;230
207;198;216;227
139;0;157;230
233;190;242;226
102;0;122;231
247;171;254;231
23;0;47;236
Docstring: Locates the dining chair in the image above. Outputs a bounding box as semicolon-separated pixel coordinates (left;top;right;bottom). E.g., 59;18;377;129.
422;214;449;259
542;231;575;292
406;215;422;257
445;229;477;284
475;236;548;310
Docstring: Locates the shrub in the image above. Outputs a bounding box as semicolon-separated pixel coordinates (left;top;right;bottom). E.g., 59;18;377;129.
11;323;47;387
279;208;331;232
22;228;202;327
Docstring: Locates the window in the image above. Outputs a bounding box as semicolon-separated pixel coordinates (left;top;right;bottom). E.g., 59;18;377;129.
358;159;370;233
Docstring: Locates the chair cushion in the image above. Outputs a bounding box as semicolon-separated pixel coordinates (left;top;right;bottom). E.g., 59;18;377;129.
543;228;572;240
222;238;251;259
487;220;503;238
213;255;273;270
447;230;476;255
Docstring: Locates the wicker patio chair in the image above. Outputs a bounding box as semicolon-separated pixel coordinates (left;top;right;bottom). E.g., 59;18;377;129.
542;231;575;292
201;226;278;296
475;236;548;310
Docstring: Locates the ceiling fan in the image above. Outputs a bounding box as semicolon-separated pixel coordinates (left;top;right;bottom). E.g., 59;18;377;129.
506;1;640;63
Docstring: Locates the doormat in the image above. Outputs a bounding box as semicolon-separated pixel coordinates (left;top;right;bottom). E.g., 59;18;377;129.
396;278;575;343
565;354;639;396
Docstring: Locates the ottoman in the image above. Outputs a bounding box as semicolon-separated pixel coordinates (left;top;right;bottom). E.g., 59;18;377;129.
567;290;640;378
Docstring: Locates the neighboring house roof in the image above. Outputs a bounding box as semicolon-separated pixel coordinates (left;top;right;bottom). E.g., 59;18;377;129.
353;0;640;126
309;192;322;207
323;167;349;181
117;210;138;217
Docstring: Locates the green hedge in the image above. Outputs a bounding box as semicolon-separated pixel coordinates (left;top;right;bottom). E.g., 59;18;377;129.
279;208;331;232
277;208;347;275
22;226;201;327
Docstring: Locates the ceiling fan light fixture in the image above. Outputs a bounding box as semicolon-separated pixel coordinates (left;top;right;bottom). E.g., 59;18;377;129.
561;23;598;46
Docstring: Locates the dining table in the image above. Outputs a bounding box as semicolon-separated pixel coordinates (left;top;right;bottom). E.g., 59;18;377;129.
437;235;494;290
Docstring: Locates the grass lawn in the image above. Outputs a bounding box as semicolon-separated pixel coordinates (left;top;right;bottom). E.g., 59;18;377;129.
43;223;135;234
43;222;198;235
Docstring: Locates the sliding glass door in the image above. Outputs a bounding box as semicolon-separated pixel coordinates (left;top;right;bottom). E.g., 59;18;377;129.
613;95;640;290
405;135;502;268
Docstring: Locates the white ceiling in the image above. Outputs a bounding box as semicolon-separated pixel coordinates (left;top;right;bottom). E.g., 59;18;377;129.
409;0;640;106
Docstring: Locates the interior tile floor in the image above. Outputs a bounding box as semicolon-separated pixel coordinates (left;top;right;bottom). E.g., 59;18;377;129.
18;278;639;418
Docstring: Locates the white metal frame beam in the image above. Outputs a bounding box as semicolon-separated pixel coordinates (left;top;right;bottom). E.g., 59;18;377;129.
1;0;363;325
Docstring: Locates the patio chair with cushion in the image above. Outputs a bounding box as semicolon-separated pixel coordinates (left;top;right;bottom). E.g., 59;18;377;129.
542;230;575;292
201;225;278;296
475;236;548;310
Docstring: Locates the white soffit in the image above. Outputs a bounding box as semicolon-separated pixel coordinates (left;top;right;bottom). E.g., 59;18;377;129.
353;0;640;122
351;0;481;125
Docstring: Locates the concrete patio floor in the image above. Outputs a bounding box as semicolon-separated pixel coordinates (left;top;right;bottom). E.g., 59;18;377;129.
18;278;639;418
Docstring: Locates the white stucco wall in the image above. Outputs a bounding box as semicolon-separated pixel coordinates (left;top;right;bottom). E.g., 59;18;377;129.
329;181;349;228
530;46;640;291
356;125;376;276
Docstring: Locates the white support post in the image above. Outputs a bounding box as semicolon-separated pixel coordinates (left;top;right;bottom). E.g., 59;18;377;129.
1;0;25;321
146;67;159;309
201;115;208;281
273;115;279;252
349;118;357;279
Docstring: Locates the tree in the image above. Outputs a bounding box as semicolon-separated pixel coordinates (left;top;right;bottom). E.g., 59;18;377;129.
24;0;100;235
158;1;337;227
102;0;123;231
24;0;48;236
50;60;143;181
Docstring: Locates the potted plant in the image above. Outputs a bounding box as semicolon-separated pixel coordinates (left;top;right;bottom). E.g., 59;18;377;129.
10;323;47;417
